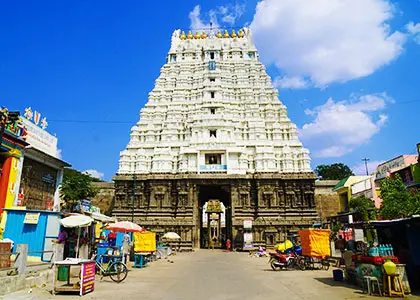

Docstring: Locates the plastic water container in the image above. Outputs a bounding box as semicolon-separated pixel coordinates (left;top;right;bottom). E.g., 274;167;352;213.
368;247;379;257
333;269;344;281
379;245;384;256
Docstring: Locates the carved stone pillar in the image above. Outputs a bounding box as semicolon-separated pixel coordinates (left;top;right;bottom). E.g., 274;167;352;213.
191;184;199;248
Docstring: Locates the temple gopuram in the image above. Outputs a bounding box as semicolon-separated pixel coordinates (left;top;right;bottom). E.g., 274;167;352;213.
113;28;318;249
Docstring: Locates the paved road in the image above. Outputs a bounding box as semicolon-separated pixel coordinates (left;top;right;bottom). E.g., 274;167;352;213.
4;250;417;300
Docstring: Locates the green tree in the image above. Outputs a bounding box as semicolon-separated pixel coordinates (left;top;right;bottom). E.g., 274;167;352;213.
349;196;376;221
379;174;420;219
315;163;354;180
60;168;98;210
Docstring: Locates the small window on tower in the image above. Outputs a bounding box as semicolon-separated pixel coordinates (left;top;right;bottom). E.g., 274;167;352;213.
210;52;215;60
210;91;215;98
171;55;177;62
210;108;216;114
205;154;221;165
210;78;215;82
210;130;217;138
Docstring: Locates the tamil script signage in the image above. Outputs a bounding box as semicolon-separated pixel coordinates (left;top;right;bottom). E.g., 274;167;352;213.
80;262;95;295
21;117;58;158
375;156;405;180
199;164;227;171
24;212;40;224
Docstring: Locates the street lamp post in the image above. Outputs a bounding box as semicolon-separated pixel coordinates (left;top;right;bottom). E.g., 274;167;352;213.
132;174;136;222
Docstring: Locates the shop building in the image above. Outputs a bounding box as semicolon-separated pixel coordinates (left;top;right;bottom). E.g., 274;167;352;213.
0;108;28;216
332;176;372;213
17;108;70;211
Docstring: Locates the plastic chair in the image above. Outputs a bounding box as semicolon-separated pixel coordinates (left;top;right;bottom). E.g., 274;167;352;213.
364;276;382;296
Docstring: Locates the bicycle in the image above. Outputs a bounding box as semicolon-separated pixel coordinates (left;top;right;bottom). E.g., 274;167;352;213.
302;255;330;271
92;253;128;283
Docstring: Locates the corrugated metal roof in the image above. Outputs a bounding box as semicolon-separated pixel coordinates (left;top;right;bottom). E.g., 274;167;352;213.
333;176;350;191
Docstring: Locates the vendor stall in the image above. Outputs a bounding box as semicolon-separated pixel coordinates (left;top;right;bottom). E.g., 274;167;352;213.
298;229;331;270
52;258;95;296
338;217;420;294
133;231;156;268
60;215;93;259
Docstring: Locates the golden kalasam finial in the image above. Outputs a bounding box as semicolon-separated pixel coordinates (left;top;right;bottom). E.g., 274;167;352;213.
223;30;229;38
231;29;237;38
217;30;222;38
187;31;193;39
180;31;186;40
238;29;244;38
194;31;200;39
201;31;207;39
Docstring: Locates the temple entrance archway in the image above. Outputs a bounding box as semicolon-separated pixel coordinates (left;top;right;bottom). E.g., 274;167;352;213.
198;185;232;249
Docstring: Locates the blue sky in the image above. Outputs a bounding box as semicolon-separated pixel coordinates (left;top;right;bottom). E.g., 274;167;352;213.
1;0;419;180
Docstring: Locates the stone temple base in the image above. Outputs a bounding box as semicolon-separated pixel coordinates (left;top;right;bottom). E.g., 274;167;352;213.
113;173;318;249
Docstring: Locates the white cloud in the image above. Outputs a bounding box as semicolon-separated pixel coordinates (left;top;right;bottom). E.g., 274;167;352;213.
406;22;420;44
273;76;309;89
352;160;383;175
189;3;245;31
56;148;62;159
250;0;407;87
300;92;392;157
84;169;104;180
189;5;217;31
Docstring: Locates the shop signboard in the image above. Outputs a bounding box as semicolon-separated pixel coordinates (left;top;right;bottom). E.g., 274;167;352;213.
80;262;95;295
21;108;58;158
74;200;100;213
24;212;40;224
375;156;406;180
199;164;227;171
243;218;252;229
243;232;253;249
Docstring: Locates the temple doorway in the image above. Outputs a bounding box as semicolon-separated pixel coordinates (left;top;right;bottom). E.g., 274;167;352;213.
198;185;232;249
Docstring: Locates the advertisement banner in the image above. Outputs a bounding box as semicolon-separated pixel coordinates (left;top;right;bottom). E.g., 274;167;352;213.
243;219;252;229
243;232;253;249
80;262;95;296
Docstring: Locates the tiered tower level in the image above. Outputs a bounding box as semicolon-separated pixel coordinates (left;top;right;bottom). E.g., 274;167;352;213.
114;28;318;249
119;28;311;175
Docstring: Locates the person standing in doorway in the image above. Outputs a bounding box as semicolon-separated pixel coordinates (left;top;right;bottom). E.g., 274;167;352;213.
226;239;231;252
209;238;215;250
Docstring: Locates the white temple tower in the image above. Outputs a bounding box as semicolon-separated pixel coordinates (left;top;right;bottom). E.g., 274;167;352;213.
114;28;317;249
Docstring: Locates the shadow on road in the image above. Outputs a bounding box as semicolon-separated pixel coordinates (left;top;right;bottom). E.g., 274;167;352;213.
314;277;364;293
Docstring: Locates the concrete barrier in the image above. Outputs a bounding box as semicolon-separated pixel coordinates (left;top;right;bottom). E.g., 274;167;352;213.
0;267;52;296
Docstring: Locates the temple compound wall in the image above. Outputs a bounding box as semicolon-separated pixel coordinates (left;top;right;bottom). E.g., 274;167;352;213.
113;173;317;249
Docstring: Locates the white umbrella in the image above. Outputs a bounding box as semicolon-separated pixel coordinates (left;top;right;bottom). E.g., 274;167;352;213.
91;212;114;223
60;215;93;228
60;215;93;258
163;232;181;239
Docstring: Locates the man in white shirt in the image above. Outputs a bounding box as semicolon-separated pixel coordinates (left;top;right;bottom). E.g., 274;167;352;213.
122;233;131;264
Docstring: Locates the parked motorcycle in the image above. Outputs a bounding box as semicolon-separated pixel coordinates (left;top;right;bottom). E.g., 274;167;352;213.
269;247;305;271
